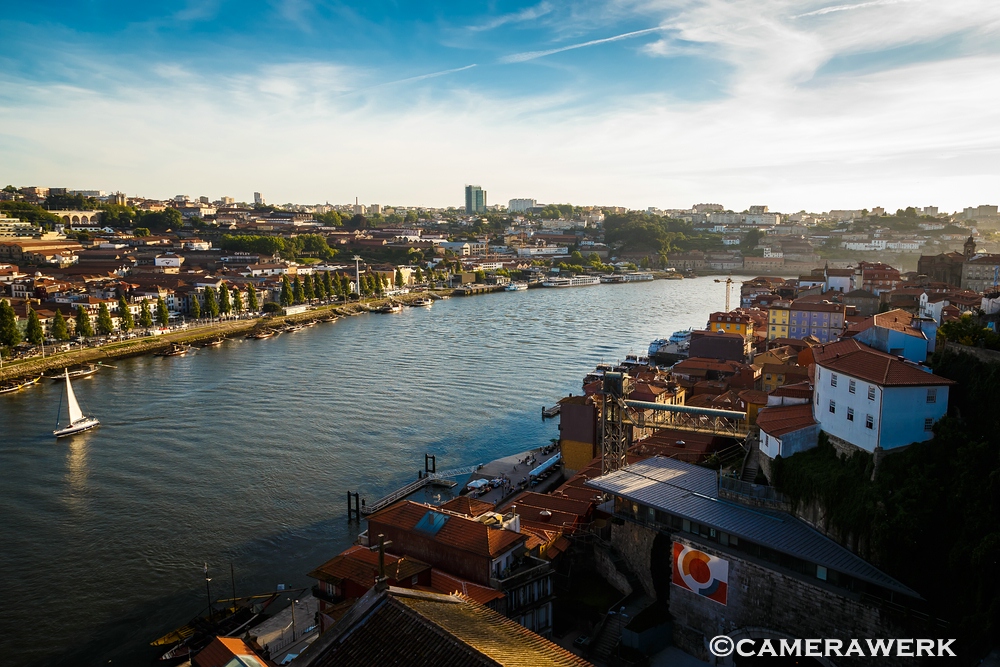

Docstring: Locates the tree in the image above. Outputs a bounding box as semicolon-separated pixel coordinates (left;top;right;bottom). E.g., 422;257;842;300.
96;302;115;335
117;295;134;331
51;309;69;341
280;275;293;306
474;270;486;283
139;300;153;328
292;276;305;304
133;227;151;237
232;288;243;313
341;274;352;298
247;284;259;312
414;267;423;283
0;299;22;347
75;305;94;338
25;307;44;345
219;283;232;316
190;292;201;319
395;268;405;289
312;273;324;300
156;297;170;327
323;271;334;299
303;274;315;301
203;286;220;319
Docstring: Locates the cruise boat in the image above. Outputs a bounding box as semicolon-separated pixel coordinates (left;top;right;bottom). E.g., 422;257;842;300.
541;275;601;288
648;329;693;356
504;282;528;291
53;369;100;438
600;272;655;284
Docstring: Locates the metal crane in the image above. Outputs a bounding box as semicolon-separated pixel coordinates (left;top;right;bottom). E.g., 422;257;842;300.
714;277;735;312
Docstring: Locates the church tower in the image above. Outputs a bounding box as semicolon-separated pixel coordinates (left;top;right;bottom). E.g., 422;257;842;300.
964;235;976;259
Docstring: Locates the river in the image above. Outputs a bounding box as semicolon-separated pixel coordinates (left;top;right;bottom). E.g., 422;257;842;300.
0;277;727;666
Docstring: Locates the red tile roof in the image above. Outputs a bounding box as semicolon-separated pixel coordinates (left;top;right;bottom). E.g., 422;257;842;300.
812;339;954;387
438;496;495;518
308;545;430;588
755;404;817;437
847;308;926;338
368;501;525;559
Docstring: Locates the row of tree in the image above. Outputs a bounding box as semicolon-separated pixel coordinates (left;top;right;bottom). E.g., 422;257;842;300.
0;297;173;348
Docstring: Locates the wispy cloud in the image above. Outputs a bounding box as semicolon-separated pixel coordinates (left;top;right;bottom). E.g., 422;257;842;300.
792;0;912;19
469;2;553;32
342;64;478;95
499;26;667;64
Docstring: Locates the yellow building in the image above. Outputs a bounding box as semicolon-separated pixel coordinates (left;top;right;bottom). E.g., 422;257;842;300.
767;303;790;340
708;311;754;338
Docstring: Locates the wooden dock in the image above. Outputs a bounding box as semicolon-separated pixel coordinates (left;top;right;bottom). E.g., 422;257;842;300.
542;404;561;419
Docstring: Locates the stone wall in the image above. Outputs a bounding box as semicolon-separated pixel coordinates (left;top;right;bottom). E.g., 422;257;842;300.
610;520;658;599
593;545;632;597
669;535;936;667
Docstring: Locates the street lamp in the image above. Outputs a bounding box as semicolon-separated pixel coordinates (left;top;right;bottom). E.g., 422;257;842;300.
289;597;299;641
352;255;363;301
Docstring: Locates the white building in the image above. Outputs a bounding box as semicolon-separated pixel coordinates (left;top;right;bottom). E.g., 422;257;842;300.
508;198;537;213
0;215;36;237
812;340;953;452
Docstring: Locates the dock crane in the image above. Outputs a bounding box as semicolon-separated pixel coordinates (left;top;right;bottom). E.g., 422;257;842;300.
714;277;735;312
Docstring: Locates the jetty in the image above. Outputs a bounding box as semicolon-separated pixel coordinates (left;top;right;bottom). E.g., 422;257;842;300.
358;463;483;516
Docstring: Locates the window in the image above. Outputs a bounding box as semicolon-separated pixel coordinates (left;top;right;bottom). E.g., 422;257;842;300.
924;418;933;431
867;386;876;401
866;414;874;429
927;388;937;404
847;407;854;421
830;373;838;387
829;400;836;414
849;379;856;394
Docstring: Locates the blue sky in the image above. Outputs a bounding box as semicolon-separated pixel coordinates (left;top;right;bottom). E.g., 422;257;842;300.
1;0;999;211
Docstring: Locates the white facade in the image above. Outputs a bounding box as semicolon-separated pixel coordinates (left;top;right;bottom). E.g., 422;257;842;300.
508;198;537;213
813;365;948;452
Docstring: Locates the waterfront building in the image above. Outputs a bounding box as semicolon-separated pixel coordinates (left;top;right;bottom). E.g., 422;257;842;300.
465;185;487;214
586;457;923;663
812;339;953;453
766;299;845;342
295;585;591;667
845;308;931;362
707;311;754;338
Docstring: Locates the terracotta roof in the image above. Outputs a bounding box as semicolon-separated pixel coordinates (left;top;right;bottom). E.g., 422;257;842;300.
368;501;525;559
424;569;505;606
308;545;430;588
847;308;926;338
299;587;593;667
438;496;495;518
738;389;770;404
193;636;271;667
769;381;813;399
755;404;817;437
812;339;954;387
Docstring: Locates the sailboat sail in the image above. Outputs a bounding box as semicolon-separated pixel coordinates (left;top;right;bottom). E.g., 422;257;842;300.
65;370;84;424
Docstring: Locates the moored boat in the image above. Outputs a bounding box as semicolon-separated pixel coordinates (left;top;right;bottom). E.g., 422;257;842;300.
156;344;194;357
53;369;100;438
504;282;528;291
541;275;601;288
247;330;275;340
407;296;434;307
50;364;98;381
375;302;403;313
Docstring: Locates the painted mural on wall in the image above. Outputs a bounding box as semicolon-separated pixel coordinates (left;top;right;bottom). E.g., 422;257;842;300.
672;542;729;605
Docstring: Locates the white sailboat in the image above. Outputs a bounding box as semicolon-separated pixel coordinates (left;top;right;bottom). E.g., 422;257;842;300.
53;369;100;438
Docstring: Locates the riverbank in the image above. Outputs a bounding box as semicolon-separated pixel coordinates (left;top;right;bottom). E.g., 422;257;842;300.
0;291;448;383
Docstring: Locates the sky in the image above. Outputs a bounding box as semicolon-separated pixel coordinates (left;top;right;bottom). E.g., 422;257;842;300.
1;0;999;212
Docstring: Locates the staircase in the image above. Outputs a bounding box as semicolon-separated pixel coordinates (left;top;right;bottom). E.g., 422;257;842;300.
590;592;653;664
740;434;759;483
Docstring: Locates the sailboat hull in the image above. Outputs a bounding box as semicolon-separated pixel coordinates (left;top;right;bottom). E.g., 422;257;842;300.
54;418;100;438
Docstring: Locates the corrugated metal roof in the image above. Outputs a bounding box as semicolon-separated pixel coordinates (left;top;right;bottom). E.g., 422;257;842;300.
585;457;918;598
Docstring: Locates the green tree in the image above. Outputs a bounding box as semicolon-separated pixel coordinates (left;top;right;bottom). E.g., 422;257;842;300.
133;227;151;237
117;295;134;331
322;272;334;299
394;268;405;289
414;267;423;283
139;300;153;328
474;270;486;283
219;283;232;316
156;297;170;327
280;275;293;306
341;274;352;298
51;309;70;341
96;302;114;335
247;284;259;312
25;307;44;345
303;274;315;301
292;276;305;304
203;286;220;319
232;288;243;313
75;305;94;338
312;273;324;300
190;292;201;319
0;299;23;347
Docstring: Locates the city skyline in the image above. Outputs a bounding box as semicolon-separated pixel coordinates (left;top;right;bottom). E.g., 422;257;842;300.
1;1;999;211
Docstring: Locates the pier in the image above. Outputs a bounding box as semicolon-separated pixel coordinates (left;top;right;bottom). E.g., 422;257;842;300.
357;463;483;516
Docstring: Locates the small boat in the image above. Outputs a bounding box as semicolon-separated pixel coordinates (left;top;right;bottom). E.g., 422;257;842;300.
247;330;274;340
200;338;224;348
0;383;22;395
375;302;403;313
51;364;98;381
504;282;528;292
407;297;434;307
53;369;100;438
156;344;194;357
